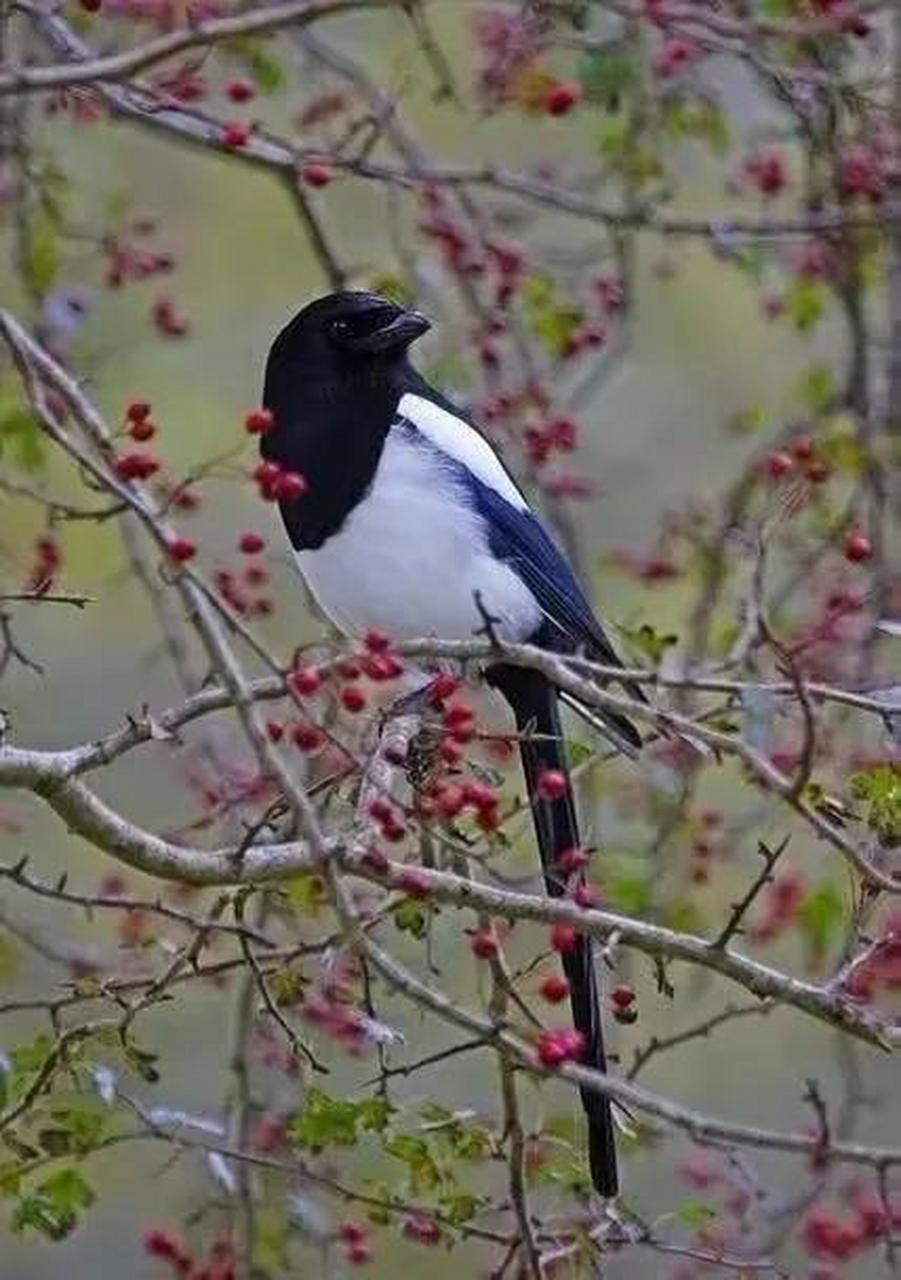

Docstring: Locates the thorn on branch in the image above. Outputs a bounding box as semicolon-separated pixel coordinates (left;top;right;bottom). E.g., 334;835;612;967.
712;836;790;950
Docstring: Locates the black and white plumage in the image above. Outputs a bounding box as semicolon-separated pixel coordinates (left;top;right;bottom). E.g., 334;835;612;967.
262;291;642;1197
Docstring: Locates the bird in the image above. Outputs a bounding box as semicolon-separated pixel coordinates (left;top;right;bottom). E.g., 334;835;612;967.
260;290;644;1197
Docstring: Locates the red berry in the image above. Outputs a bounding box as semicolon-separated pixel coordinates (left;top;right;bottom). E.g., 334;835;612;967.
470;929;499;959
573;882;598;908
381;817;407;843
265;720;284;742
557;846;589;874
402;1215;441;1246
115;450;160;481
843;531;872;563
544;80;582;117
550;921;578;954
745;147;789;197
166;535;196;563
340;685;366;713
428;673;460;704
126;400;152;423
435;783;465;819
244;408;273;435
805;460;830;483
226;77;255;104
462;779;498;813
128;417;156;441
253;460;280;485
363;628;391;653
791;434;815;461
837;145;883;201
367;797;393;823
273;470;307;501
346;1242;372;1265
536;1030;567;1067
301;161;335;188
360;848;390;875
292;723;323;752
535;1027;584;1067
361;653;403;681
539;974;570;1003
239;531;265;554
759;450;794;480
222;121;250;149
398;868;430;899
610;983;635;1009
537;769;568;801
290;666;321;696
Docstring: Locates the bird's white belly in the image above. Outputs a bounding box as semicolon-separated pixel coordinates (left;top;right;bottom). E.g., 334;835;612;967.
295;430;541;643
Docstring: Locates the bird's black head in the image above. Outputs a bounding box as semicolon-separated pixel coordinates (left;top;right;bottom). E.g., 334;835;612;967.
259;292;431;550
264;291;430;405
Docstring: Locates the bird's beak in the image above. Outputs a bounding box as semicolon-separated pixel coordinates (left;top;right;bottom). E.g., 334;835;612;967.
348;310;431;354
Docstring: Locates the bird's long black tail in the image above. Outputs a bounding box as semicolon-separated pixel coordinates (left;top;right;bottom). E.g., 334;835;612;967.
488;664;618;1198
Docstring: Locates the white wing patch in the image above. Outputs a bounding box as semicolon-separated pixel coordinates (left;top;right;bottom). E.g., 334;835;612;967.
398;392;527;511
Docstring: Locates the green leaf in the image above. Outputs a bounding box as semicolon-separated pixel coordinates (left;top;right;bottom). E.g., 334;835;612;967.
786;278;826;333
578;48;638;109
12;1168;95;1240
227;37;284;93
850;765;901;842
618;622;678;665
602;856;652;915
384;1132;442;1190
438;1190;479;1225
391;896;428;939
23;209;60;297
728;404;767;435
0;407;46;472
121;1041;160;1083
289;1089;392;1153
678;1199;717;1228
285;874;327;918
798;882;844;957
565;739;596;769
10;1033;54;1077
42;1103;107;1155
795;363;836;413
521;274;583;357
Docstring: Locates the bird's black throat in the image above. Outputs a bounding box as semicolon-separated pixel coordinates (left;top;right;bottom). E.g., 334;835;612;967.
261;362;408;550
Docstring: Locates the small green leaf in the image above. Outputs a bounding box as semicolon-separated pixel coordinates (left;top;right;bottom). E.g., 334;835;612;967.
391;896;428;938
0;407;46;472
285;874;327;918
786;278;826;333
619;622;678;665
850;765;901;842
438;1191;479;1225
24;210;60;297
678;1199;717;1228
578;48;637;109
289;1090;392;1153
798;882;844;957
384;1132;442;1190
12;1167;95;1240
795;363;836;413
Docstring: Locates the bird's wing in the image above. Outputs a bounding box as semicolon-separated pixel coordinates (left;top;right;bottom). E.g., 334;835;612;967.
396;390;644;696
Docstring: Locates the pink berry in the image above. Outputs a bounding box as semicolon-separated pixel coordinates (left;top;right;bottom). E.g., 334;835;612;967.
843;531;872;563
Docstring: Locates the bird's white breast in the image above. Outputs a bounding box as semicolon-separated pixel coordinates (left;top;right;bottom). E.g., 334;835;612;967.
295;425;541;643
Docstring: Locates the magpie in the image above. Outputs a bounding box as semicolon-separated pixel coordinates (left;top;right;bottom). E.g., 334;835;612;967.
261;291;643;1197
